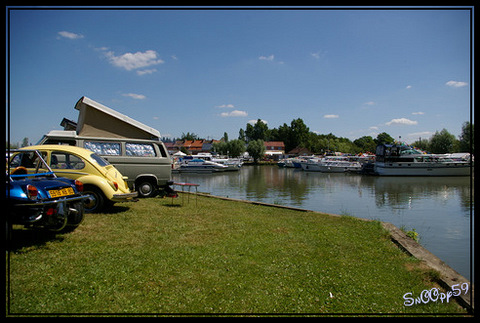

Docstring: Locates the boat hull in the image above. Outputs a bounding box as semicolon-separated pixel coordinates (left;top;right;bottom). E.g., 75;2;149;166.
173;166;225;173
374;162;471;176
318;165;362;173
301;163;322;172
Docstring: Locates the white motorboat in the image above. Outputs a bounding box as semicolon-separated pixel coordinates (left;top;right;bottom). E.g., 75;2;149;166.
193;153;243;171
301;156;362;173
317;160;363;173
300;157;323;171
173;158;228;173
374;144;471;176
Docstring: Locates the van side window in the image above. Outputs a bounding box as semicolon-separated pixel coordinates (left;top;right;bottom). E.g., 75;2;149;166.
158;144;168;157
85;141;121;156
126;143;156;157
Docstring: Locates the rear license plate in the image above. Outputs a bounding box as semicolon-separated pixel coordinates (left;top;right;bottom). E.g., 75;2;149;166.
48;187;75;198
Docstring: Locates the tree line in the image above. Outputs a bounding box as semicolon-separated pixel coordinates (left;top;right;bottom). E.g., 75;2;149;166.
213;119;473;159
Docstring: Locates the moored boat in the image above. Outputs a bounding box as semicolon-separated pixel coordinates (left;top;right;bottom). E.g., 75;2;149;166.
374;144;471;176
173;157;228;173
301;156;362;173
317;160;363;173
193;153;243;171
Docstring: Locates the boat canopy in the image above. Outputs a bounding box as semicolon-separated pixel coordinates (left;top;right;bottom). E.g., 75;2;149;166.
74;96;161;140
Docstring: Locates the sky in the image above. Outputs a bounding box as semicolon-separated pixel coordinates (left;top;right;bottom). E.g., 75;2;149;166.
7;7;472;147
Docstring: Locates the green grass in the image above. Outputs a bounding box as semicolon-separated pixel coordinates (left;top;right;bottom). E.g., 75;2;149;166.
6;194;468;316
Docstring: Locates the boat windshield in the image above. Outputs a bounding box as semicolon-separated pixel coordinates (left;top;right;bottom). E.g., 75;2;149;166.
400;148;423;155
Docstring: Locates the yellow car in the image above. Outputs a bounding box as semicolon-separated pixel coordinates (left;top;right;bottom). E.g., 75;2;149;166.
13;145;138;212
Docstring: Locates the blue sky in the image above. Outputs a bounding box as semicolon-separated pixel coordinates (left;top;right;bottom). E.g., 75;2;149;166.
7;7;472;146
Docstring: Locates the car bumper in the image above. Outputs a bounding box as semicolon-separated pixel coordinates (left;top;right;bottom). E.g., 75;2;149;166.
15;194;88;207
111;191;138;202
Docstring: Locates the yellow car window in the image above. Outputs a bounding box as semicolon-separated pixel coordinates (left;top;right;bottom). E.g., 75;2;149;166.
51;152;86;170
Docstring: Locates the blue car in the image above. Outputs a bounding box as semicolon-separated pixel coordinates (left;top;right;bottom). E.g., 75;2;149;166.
7;149;89;234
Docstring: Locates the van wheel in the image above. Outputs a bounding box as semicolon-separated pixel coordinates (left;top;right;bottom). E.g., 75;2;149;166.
136;180;157;198
83;186;106;213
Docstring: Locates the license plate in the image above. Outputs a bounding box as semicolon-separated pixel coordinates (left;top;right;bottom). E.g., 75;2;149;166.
48;187;75;198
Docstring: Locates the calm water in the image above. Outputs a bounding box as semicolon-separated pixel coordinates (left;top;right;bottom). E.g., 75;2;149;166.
173;165;474;280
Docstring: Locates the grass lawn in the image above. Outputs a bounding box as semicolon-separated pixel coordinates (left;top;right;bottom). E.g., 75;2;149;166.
6;194;469;316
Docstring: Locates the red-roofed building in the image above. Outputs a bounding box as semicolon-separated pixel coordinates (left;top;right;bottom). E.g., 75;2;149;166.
172;139;221;155
264;141;285;160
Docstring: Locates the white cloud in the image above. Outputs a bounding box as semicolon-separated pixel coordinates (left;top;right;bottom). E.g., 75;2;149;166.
216;104;235;109
323;114;339;119
122;93;146;100
248;119;268;125
363;101;376;106
136;69;157;76
220;110;248;117
58;31;84;39
259;55;274;61
446;80;468;88
406;85;412;89
385;118;418;126
412;111;424;115
369;126;379;130
105;50;164;71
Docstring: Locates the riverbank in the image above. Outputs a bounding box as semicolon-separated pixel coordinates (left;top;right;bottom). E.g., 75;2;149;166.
7;194;470;316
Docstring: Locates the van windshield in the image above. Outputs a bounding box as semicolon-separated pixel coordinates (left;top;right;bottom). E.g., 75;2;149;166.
90;153;110;167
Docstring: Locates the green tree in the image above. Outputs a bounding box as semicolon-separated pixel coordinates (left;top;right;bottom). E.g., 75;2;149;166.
238;128;246;142
212;141;228;155
248;119;269;142
246;139;265;163
458;121;474;154
21;137;29;147
411;138;430;152
243;119;269;142
353;136;376;153
226;139;246;158
245;123;254;142
429;129;458;153
288;118;310;152
181;132;198;141
374;132;395;145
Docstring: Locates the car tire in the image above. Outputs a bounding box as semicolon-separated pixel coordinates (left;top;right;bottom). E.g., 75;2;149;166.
61;201;85;232
83;185;106;213
136;180;158;198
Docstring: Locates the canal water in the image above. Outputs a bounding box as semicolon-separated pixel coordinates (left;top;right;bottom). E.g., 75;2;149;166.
173;165;474;281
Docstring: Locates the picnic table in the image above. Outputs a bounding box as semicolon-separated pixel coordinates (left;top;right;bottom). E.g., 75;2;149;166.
172;182;199;207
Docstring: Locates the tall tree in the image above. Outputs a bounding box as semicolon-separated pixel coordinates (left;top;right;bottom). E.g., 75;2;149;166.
246;139;265;163
374;132;395;145
245;119;269;142
181;132;198;141
288;118;310;151
353;136;376;153
458;121;474;154
429;129;457;153
227;139;246;158
21;137;29;147
238;128;246;142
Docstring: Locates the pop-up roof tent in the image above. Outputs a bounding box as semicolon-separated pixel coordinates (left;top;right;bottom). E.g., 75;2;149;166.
74;96;161;140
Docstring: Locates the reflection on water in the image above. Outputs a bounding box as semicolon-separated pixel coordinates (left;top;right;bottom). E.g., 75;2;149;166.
173;166;473;280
